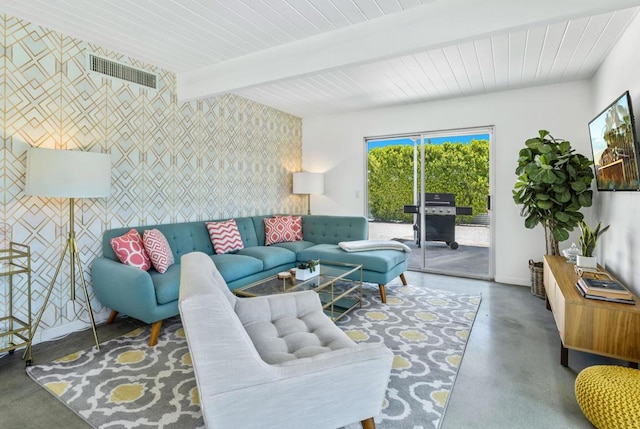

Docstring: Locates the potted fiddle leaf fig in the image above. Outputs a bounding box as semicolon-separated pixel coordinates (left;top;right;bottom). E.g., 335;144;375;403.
513;130;595;256
576;220;609;268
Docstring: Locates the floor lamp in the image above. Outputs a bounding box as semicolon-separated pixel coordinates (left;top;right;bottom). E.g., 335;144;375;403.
25;147;111;351
293;172;324;215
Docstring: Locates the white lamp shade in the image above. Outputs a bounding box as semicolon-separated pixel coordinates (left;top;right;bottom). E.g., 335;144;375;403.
25;147;112;198
293;172;324;194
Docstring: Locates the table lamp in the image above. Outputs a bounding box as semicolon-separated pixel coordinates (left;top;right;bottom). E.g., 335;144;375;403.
25;147;111;350
293;172;324;215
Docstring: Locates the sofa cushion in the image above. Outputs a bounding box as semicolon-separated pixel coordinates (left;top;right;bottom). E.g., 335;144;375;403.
206;219;244;254
250;215;271;246
297;244;408;273
272;240;316;254
210;254;264;283
143;229;175;273
110;228;152;271
149;264;181;304
155;222;213;260
301;215;367;245
264;216;302;245
237;246;296;270
235;217;260;247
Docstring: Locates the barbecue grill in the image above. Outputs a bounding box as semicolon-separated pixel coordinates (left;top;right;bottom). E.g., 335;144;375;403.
403;193;472;250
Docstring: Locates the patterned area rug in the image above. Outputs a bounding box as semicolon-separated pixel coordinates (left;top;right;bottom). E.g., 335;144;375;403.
27;284;480;429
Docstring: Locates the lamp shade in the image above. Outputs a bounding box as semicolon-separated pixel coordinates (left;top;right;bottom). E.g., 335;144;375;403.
293;172;324;194
25;147;111;198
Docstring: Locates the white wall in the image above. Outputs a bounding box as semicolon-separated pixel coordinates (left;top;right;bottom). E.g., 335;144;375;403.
591;13;640;295
303;81;593;286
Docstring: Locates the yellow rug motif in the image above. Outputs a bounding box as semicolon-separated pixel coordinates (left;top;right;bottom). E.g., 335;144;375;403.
401;329;428;342
109;383;145;404
54;352;81;364
432;390;449;407
116;350;146;365
416;311;438;321
190;387;200;406
345;330;369;341
392;355;411;369
45;381;70;397
365;311;389;321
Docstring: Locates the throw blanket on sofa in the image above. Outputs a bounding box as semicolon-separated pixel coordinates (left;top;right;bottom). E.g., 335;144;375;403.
338;240;412;253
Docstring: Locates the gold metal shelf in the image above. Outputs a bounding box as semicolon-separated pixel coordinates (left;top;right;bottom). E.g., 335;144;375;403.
0;242;32;366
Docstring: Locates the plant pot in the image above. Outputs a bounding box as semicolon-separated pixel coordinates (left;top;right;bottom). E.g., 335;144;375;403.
295;266;319;280
576;255;597;269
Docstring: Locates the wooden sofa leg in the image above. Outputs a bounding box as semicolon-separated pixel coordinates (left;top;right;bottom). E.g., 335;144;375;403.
361;417;375;429
378;284;387;304
400;272;408;285
149;321;163;346
107;310;118;324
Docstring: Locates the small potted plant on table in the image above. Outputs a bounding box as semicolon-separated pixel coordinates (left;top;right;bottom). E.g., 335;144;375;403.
295;260;320;280
576;221;609;269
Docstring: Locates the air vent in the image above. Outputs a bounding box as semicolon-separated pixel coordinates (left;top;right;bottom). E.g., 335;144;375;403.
89;54;157;89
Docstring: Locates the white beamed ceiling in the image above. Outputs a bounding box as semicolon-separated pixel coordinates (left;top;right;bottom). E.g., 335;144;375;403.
1;0;639;117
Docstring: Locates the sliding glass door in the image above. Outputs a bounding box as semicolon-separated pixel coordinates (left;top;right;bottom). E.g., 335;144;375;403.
366;127;493;280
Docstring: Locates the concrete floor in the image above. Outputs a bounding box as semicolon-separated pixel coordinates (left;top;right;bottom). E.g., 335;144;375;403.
0;271;623;429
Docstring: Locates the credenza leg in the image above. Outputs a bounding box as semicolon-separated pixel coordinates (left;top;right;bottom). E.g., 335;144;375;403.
560;342;569;367
545;296;551;311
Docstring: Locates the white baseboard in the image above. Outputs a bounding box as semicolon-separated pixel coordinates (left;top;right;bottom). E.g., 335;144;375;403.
494;275;530;287
31;310;111;346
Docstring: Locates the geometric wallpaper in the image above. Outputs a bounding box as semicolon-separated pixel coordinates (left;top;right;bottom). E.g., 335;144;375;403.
0;13;303;343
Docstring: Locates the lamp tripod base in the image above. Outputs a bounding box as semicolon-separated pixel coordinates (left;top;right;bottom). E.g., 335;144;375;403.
28;235;100;354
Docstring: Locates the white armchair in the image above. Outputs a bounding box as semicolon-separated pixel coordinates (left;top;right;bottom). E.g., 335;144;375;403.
179;252;393;429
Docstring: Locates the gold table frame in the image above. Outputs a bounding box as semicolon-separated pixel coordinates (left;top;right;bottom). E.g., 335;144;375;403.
234;260;363;322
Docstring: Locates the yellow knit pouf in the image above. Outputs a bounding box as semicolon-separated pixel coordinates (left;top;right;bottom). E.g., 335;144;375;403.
575;365;640;429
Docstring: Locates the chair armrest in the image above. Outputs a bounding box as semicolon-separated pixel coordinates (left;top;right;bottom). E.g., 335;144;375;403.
275;341;393;377
91;258;158;322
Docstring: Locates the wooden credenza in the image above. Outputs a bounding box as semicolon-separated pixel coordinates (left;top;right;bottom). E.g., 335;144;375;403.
544;255;640;367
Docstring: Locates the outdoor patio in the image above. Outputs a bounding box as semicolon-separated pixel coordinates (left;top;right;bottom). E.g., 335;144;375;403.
368;221;491;279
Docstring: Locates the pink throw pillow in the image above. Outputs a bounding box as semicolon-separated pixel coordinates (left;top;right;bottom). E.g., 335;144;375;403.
206;219;244;254
142;229;175;273
110;228;151;271
264;216;303;245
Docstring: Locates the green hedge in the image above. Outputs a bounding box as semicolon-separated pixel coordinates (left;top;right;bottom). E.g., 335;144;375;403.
368;139;489;223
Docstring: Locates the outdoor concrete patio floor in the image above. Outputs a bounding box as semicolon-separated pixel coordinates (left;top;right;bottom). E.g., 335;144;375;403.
368;221;491;279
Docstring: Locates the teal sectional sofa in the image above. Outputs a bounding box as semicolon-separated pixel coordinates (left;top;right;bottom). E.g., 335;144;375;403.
92;215;408;345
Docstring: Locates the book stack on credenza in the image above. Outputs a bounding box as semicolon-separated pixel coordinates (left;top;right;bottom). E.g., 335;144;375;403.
574;267;635;304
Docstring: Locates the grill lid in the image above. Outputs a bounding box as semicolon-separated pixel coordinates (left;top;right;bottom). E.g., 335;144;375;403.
423;193;455;206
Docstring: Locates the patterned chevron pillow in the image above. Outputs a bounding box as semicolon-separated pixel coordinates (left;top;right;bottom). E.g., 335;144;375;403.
264;215;302;245
110;228;151;271
206;219;244;254
142;229;175;274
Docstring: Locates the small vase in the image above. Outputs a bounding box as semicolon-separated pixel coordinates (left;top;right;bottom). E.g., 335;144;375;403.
576;255;597;269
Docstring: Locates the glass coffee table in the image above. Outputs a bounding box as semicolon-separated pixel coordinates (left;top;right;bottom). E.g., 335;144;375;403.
234;261;363;322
